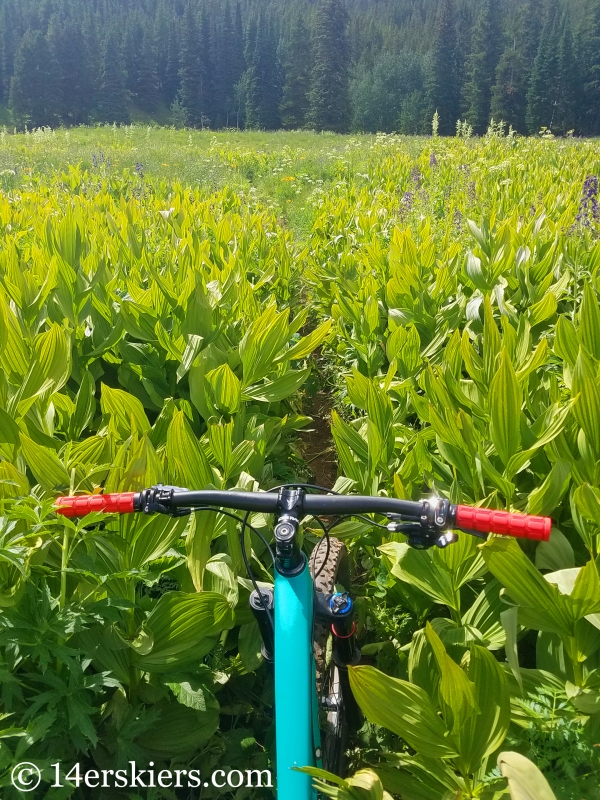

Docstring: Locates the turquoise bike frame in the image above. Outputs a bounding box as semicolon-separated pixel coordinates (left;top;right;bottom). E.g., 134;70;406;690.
274;556;318;800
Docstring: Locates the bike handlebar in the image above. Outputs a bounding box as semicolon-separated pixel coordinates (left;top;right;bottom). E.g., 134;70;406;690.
54;488;552;542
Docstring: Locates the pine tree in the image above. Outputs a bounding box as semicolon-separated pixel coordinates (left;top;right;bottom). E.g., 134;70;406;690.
280;16;311;129
9;30;61;129
178;4;202;127
526;2;560;133
491;40;528;132
245;13;281;130
198;10;215;127
97;32;130;125
583;0;600;134
137;30;161;112
214;2;243;127
307;0;350;132
426;0;459;135
463;0;502;133
163;20;180;107
48;16;96;125
554;15;580;134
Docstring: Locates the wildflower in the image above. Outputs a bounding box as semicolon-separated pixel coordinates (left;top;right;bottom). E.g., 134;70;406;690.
576;175;599;226
430;151;438;168
453;208;462;232
411;167;422;185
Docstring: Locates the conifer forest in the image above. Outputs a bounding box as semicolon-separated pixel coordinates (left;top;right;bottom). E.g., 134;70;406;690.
2;0;600;136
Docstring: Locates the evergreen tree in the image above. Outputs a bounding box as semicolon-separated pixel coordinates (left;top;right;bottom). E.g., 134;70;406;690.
48;16;96;125
163;21;180;107
583;0;600;133
123;17;144;99
491;39;528;132
245;13;281;130
554;15;580;134
9;30;61;129
307;0;350;132
137;31;160;112
426;0;459;135
463;0;501;133
1;0;23;104
198;10;215;127
178;4;202;127
215;2;244;127
97;32;130;125
526;2;560;133
280;16;311;129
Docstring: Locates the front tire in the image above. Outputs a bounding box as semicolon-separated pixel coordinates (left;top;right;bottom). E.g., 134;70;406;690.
310;537;353;778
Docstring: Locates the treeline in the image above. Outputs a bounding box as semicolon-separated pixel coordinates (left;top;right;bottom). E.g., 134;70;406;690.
2;0;600;135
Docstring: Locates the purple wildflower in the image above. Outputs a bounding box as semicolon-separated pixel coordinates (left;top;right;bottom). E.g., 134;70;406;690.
575;175;599;227
411;166;422;185
453;208;462;233
430;151;438;168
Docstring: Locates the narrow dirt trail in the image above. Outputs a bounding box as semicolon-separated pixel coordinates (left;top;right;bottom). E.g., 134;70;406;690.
299;391;338;489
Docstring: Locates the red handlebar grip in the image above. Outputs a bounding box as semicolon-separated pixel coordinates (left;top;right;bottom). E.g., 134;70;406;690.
455;505;551;541
55;492;136;518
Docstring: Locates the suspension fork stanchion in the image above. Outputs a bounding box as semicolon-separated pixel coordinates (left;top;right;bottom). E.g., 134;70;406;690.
271;489;317;800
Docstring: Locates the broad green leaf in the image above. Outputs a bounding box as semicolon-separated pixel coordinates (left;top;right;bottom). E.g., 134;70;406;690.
535;527;575;572
554;315;579;366
489;349;521;466
167;681;207;711
242;368;310;403
501;606;522;691
379;542;457;610
526;459;570;516
433;531;487;591
545;562;600;619
135;591;234;672
204;554;239;607
0;290;29;378
528;293;556;327
275;319;333;362
71;370;96;438
205;363;241;415
239;304;290;386
129;514;187;569
0;461;29;499
578;281;600;360
100;384;151;439
455;645;510;775
186;511;216;591
462;580;506;650
20;433;70;491
573;482;600;526
425;623;476;735
166;410;214;490
483;295;501;384
331;411;368;464
19;323;71;403
137;700;219;758
375;756;465;800
348;665;458;759
238;620;263;672
572;347;600;456
497;751;556;800
120;434;163;491
481;537;574;636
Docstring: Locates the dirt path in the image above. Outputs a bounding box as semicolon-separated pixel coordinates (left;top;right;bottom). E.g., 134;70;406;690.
299;391;338;489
